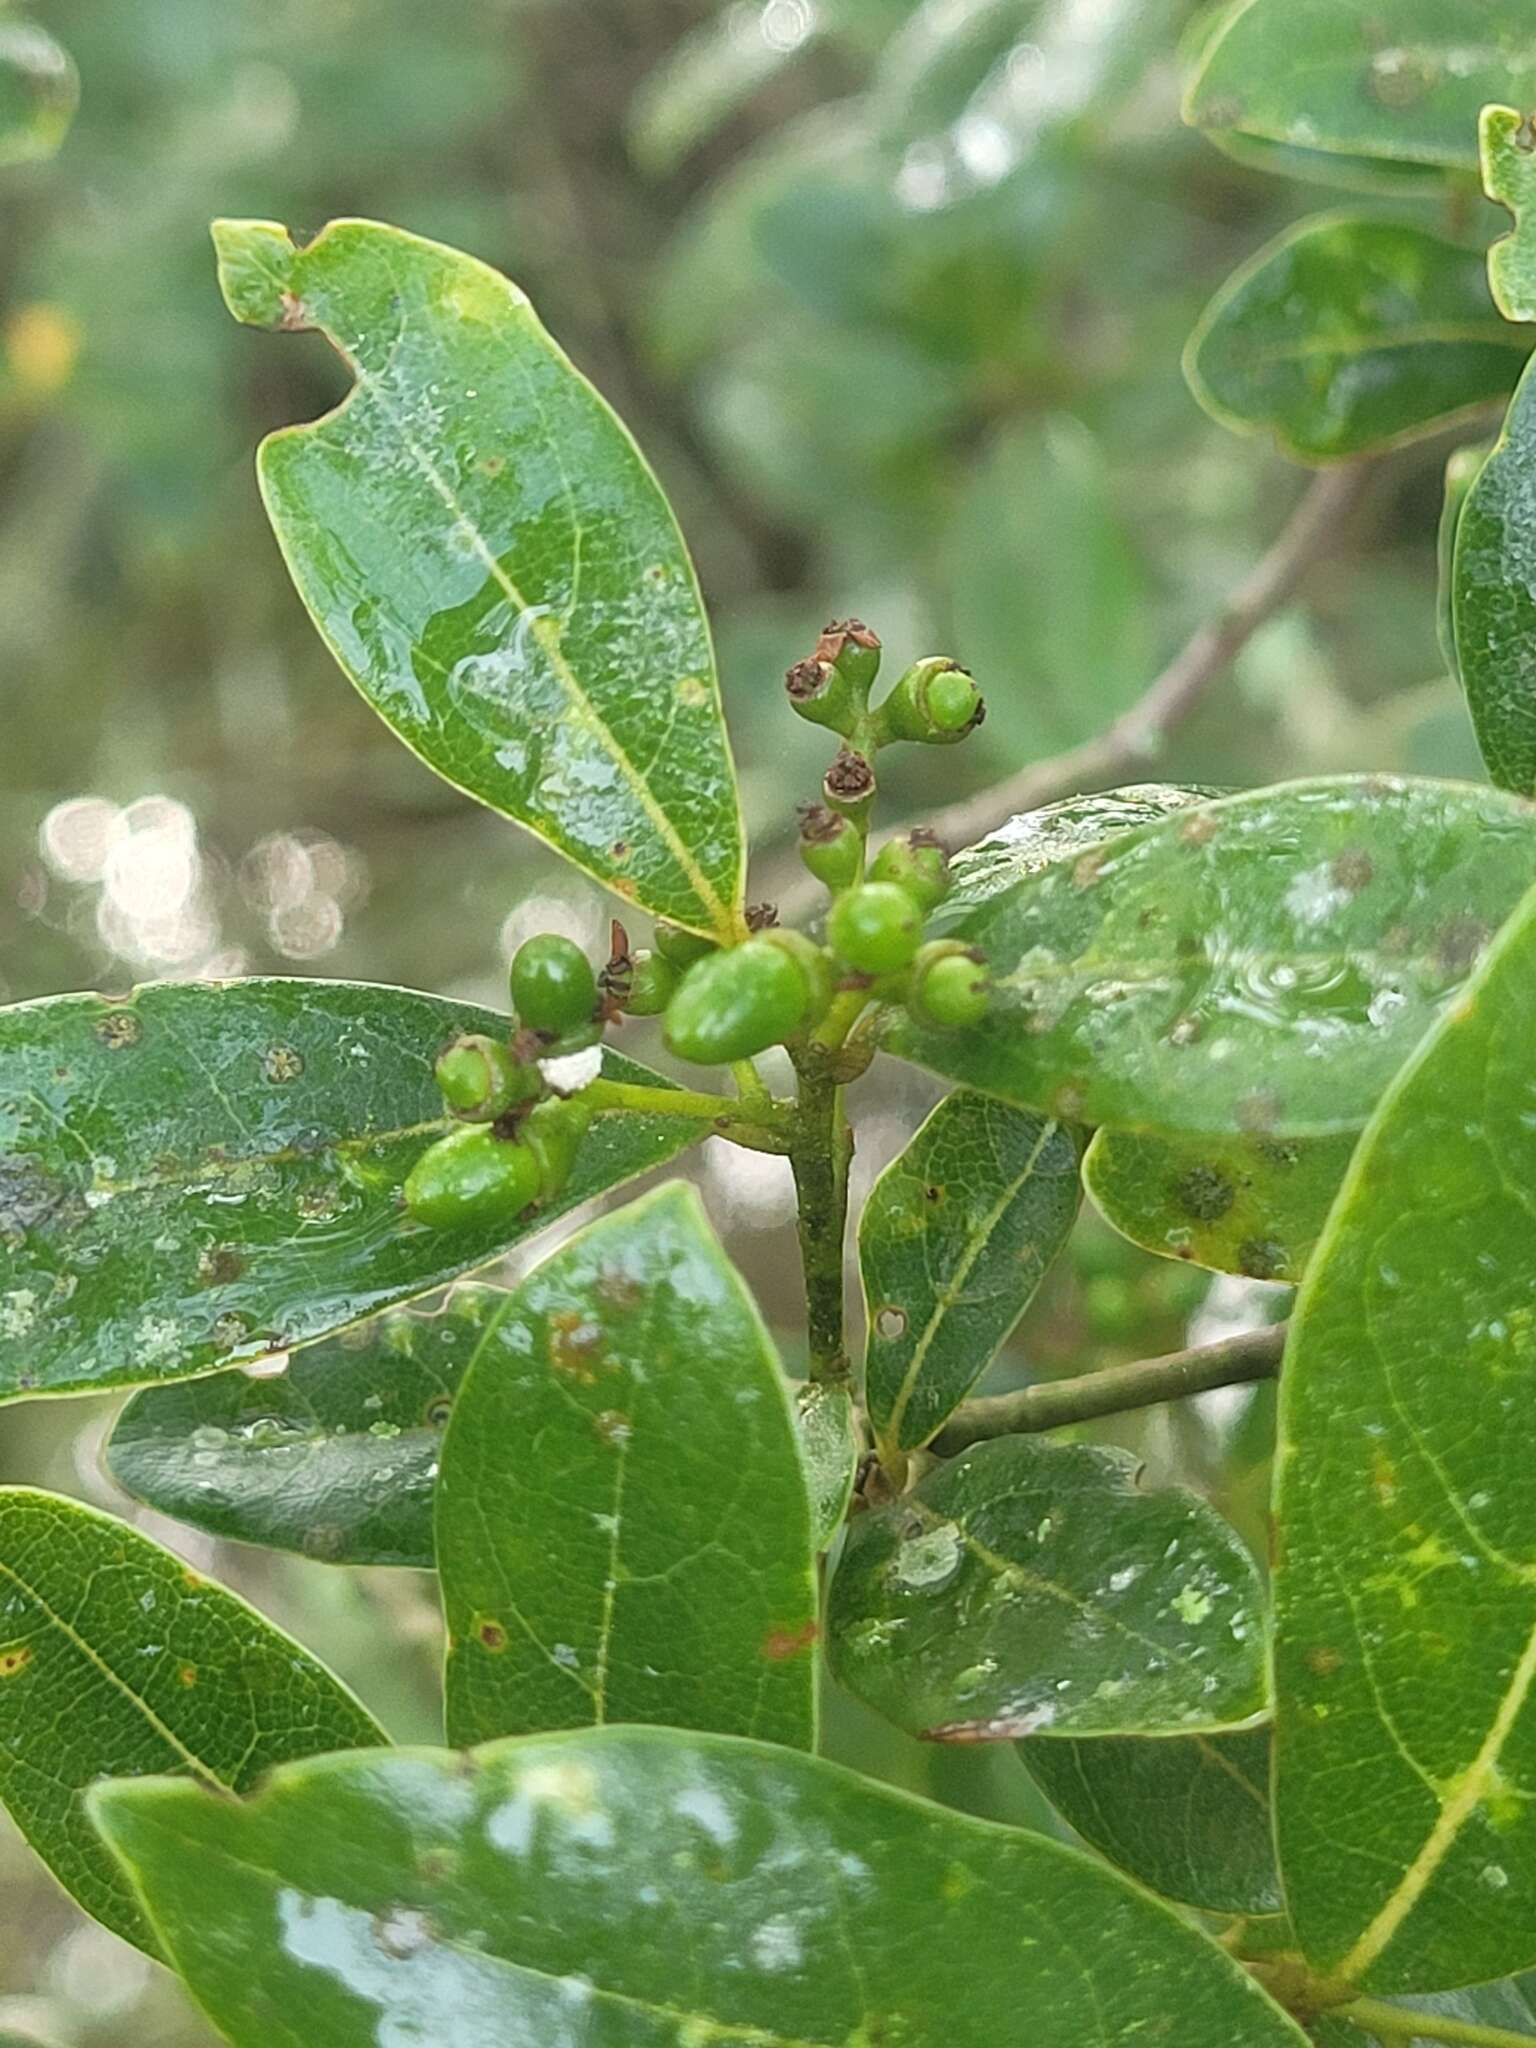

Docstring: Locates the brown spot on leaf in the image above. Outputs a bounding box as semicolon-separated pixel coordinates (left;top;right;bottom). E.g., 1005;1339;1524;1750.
476;1618;509;1652
1306;1645;1343;1678
1435;915;1490;977
197;1245;246;1287
1331;849;1374;894
874;1306;908;1341
1236;1090;1281;1136
549;1310;608;1383
1238;1238;1287;1281
1179;811;1220;847
0;1645;32;1679
262;1044;305;1084
178;1664;199;1688
95;1011;142;1050
1175;1166;1235;1224
593;1410;633;1446
761;1620;818;1662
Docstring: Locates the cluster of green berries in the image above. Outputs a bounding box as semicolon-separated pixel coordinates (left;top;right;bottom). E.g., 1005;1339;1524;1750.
404;932;604;1229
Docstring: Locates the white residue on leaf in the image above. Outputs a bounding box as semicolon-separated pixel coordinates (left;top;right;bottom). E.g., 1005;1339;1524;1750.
673;1784;737;1850
891;1522;963;1590
0;1290;39;1339
749;1913;804;1974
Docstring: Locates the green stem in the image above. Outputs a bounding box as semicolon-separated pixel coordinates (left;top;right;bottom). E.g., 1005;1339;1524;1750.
931;1323;1287;1455
583;1077;791;1155
1340;1998;1536;2048
788;1060;853;1385
731;1059;773;1111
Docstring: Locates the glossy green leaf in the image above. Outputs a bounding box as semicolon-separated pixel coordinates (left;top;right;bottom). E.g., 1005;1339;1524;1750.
1274;878;1536;1993
946;418;1152;758
1085;1127;1354;1283
1455;356;1536;795
214;216;746;940
1022;1725;1282;1915
795;1378;859;1551
1185;216;1532;464
1485;107;1536;325
1185;0;1536;173
438;1184;817;1752
106;1286;506;1567
0;18;76;168
1206;130;1456;196
1438;440;1492;682
932;783;1210;912
828;1435;1267;1742
861;1092;1081;1456
885;777;1536;1140
0;1488;383;1954
0;979;710;1400
89;1724;1310;2047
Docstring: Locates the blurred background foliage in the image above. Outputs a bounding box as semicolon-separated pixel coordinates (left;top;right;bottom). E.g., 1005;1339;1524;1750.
0;0;1495;2035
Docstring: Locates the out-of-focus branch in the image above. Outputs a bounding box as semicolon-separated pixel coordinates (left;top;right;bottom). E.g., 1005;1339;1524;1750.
917;459;1379;857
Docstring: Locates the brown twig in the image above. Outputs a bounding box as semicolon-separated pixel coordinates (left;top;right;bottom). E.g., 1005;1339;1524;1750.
931;1322;1288;1457
916;459;1378;857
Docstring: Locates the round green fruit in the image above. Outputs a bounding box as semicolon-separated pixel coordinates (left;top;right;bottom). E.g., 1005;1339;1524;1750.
620;950;677;1018
868;834;949;912
654;921;717;970
663;938;815;1065
521;1096;595;1201
510;934;598;1036
404;1126;542;1230
827;882;923;975
911;943;992;1028
434;1034;539;1121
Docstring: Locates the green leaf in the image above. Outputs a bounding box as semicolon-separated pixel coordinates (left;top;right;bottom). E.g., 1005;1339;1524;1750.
1438;440;1493;683
1204;130;1457;196
1485;107;1536;325
106;1286;506;1567
0;1487;384;1954
931;783;1210;911
945;418;1153;759
1274;878;1536;1993
1185;0;1536;174
213;216;746;941
795;1378;860;1551
88;1724;1311;2047
437;1184;817;1752
1185;216;1532;464
884;777;1536;1140
860;1092;1081;1456
827;1435;1267;1741
1022;1725;1282;1915
1321;1981;1536;2043
0;18;76;168
0;979;711;1400
1084;1127;1355;1283
1455;356;1536;795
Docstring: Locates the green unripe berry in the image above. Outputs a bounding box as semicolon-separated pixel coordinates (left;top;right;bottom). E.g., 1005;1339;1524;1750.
434;1034;539;1122
877;657;984;746
510;934;598;1036
869;833;950;913
827;882;923;976
655;921;718;970
663;937;815;1065
759;929;835;1028
619;949;677;1017
404;1126;542;1230
797;804;863;893
784;619;882;735
522;1096;595;1201
910;943;992;1029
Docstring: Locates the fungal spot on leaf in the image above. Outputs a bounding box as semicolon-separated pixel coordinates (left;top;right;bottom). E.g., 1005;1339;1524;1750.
593;1409;633;1446
675;675;710;708
1174;1166;1235;1224
211;1312;254;1352
1435;915;1490;977
0;1153;64;1238
95;1010;142;1050
1072;850;1105;890
761;1619;818;1662
874;1306;908;1341
1167;1011;1204;1047
595;1265;643;1313
1331;848;1374;894
1367;46;1436;108
0;1645;33;1679
262;1043;305;1084
1306;1645;1343;1678
373;1907;433;1959
1238;1238;1287;1281
476;1617;509;1652
1236;1091;1281;1136
1257;1140;1302;1171
1178;811;1220;847
177;1663;198;1688
610;840;630;864
924;1184;945;1206
197;1245;246;1287
550;1310;608;1382
424;1396;454;1428
301;1525;347;1561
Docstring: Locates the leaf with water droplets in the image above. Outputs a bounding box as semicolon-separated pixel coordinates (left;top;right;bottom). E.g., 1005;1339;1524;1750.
827;1435;1267;1742
88;1724;1310;2048
1456;357;1536;798
213;217;745;940
1185;217;1532;463
0;979;712;1401
437;1184;818;1751
795;1378;859;1551
861;1092;1081;1456
1085;1127;1355;1284
1023;1726;1281;1915
1274;879;1536;1993
106;1287;505;1567
0;1488;384;1954
1184;0;1536;174
1485;106;1536;325
884;777;1536;1140
0;18;76;167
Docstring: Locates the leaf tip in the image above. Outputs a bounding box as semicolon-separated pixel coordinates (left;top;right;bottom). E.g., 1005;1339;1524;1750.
211;218;304;331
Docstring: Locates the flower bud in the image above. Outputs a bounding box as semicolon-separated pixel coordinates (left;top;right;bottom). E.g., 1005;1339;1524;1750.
404;1126;542;1230
784;618;882;735
876;657;984;746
